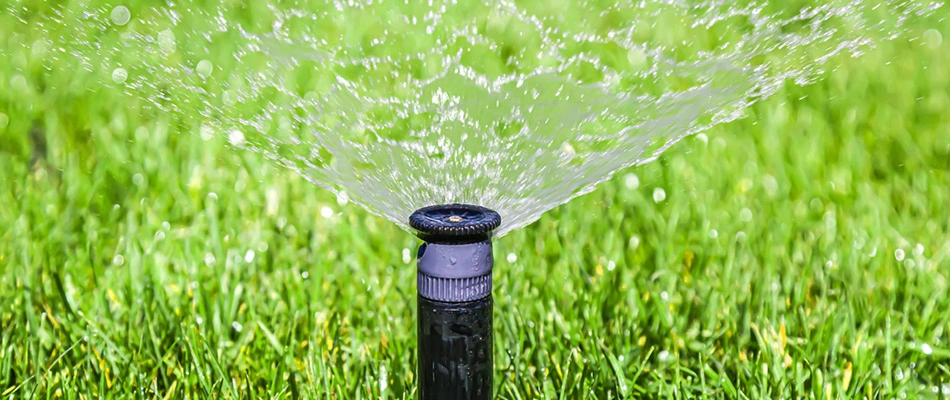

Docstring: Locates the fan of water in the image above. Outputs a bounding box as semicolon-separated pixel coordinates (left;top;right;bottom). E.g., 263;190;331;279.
4;0;941;235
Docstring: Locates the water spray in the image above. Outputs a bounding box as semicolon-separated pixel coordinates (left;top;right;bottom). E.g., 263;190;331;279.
409;204;500;400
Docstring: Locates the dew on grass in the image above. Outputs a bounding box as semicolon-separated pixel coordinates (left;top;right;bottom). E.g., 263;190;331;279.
231;321;243;332
653;188;666;203
895;249;905;261
379;365;388;393
302;271;309;279
660;291;669;301
154;231;165;241
320;206;334;218
607;260;616;271
113;255;125;266
207;192;218;201
244;250;256;263
196;316;203;325
921;343;932;355
204;253;216;267
402;248;412;264
657;350;673;363
709;229;719;239
869;246;878;257
624;173;639;190
507;253;517;263
110;6;131;26
112;68;128;84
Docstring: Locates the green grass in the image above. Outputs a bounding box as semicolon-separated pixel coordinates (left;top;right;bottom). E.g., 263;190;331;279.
2;2;950;399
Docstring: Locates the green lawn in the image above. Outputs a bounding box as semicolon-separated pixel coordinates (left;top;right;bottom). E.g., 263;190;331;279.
2;2;950;399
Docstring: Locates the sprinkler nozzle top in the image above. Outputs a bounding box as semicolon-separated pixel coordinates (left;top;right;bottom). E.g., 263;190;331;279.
410;203;501;242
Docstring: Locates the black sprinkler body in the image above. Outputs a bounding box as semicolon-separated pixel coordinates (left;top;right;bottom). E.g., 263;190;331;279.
410;204;500;400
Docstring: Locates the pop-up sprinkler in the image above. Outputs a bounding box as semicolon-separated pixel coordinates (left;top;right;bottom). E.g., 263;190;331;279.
409;204;500;400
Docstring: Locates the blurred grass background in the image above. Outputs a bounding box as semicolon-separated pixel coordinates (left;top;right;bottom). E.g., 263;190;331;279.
1;1;950;399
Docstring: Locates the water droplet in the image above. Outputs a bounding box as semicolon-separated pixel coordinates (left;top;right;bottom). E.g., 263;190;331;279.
607;260;616;271
196;316;203;325
507;253;517;263
302;271;310;279
895;249;905;261
708;229;719;239
657;350;672;363
624;173;639;190
739;208;753;222
204;253;216;267
923;29;943;49
112;255;125;266
162;221;171;231
653;188;667;203
199;125;214;141
158;29;176;53
112;68;128;84
627;48;647;68
110;6;131;26
913;243;924;257
228;130;245;147
231;321;243;332
660;291;669;301
320;206;334;218
402;248;412;264
154;231;165;241
132;173;145;187
628;236;640;249
196;60;213;79
244;250;256;263
921;343;932;355
696;133;708;145
336;191;349;206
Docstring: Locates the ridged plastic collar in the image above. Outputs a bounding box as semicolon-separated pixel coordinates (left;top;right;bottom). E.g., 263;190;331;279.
409;204;501;242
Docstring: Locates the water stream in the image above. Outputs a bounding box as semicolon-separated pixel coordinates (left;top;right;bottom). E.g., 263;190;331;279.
3;0;941;235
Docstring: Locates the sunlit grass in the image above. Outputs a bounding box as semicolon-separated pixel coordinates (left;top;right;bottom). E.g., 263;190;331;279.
1;2;949;399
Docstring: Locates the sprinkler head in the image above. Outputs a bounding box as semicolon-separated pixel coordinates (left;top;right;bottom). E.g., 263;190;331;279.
409;203;501;243
410;204;501;302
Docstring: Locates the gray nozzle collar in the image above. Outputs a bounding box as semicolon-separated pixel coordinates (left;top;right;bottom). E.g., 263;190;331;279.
417;240;493;302
417;241;493;279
